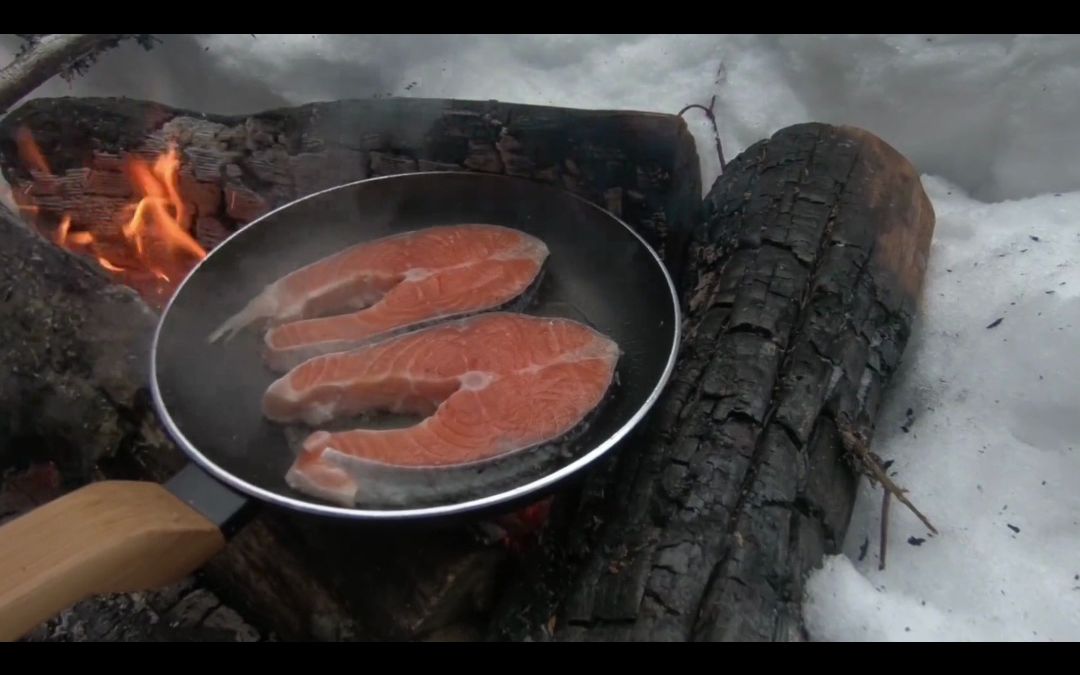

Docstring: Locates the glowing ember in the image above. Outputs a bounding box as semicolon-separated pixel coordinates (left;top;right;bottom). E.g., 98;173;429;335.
13;127;207;308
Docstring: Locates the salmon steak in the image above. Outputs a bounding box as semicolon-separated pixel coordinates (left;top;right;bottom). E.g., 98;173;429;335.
263;312;620;506
208;224;549;371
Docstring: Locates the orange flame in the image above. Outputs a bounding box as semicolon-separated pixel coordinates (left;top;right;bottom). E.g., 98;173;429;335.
14;127;207;307
97;256;125;273
56;215;73;244
121;145;206;274
15;126;50;175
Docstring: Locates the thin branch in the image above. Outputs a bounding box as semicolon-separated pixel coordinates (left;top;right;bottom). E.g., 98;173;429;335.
836;413;938;537
677;95;726;173
1;35;115;114
878;491;890;570
0;34;156;115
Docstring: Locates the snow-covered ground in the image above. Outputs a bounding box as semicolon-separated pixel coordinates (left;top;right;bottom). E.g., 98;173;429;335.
2;34;1077;641
804;176;1080;641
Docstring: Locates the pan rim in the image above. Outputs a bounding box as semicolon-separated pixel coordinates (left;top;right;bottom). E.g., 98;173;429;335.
150;171;682;520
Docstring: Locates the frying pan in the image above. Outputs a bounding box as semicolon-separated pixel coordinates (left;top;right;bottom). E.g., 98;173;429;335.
0;172;680;640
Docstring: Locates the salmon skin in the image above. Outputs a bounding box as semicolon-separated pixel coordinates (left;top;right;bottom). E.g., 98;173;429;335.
263;312;620;506
208;224;549;371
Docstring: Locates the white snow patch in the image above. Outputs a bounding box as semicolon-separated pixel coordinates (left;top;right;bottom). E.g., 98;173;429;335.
803;176;1080;642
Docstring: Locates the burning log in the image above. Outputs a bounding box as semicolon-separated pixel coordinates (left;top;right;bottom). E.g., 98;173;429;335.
0;96;700;310
0;96;934;641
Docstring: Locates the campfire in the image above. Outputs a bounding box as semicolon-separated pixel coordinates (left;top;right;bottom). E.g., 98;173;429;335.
0;82;934;642
10;127;216;308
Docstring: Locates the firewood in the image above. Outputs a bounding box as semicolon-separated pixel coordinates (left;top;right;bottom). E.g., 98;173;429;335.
0;99;934;642
491;123;936;642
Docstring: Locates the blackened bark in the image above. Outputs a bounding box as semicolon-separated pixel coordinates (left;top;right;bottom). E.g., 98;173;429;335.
0;96;700;291
490;123;935;642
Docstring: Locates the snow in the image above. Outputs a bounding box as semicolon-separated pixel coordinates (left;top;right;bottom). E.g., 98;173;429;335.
803;176;1080;642
2;34;1078;641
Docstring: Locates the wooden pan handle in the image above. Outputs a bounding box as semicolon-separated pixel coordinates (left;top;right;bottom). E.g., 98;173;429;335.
0;480;225;641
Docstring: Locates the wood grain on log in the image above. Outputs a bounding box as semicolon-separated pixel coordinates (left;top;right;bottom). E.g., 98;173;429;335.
490;123;935;641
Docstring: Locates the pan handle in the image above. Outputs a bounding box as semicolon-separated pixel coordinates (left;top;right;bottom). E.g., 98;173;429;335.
0;479;226;641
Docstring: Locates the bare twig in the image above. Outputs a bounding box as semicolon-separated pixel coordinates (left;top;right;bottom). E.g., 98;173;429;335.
677;95;726;173
1;35;115;114
836;413;938;539
879;491;890;570
0;34;157;115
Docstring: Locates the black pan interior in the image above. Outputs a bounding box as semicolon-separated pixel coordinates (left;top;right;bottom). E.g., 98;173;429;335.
153;172;679;517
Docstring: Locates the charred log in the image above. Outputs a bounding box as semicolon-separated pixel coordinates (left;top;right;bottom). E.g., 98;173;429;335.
0;211;262;641
0;96;701;298
490;123;936;641
0;208;159;480
20;575;264;642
